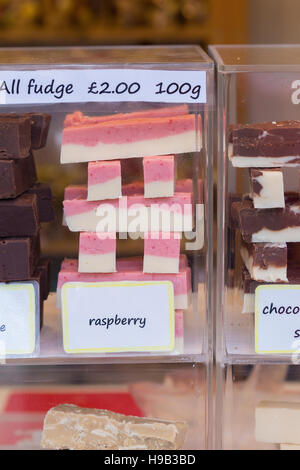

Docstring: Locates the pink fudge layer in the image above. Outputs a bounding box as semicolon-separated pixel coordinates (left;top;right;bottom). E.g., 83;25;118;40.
64;179;202;201
64;105;189;127
79;232;116;255
144;232;181;258
62;114;195;147
175;310;184;337
143;155;174;183
88;161;121;185
57;257;191;298
63;193;192;216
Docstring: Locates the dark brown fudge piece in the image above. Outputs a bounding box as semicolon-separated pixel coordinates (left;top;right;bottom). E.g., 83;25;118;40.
27;113;51;149
26;183;55;223
0;116;31;159
0;112;51;150
0;153;37;199
232;193;300;243
0;193;40;237
0;235;40;281
230;121;300;157
35;258;51;300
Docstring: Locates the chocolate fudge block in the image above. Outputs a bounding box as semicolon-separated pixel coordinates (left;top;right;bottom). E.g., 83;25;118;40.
232;193;300;243
229;121;300;167
27;113;51;149
250;168;285;209
0;116;31;159
0;235;40;281
241;241;287;282
1;112;51;149
26;183;55;223
36;258;51;300
0;153;37;199
0;193;39;237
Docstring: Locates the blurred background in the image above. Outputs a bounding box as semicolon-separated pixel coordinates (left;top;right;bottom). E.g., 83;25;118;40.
0;0;299;47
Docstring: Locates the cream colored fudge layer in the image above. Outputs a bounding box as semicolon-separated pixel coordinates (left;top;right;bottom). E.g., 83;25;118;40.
78;252;116;273
240;245;288;283
87;177;122;201
144;180;174;198
280;444;300;450
255;401;300;444
251;169;285;209
41;404;187;450
143;255;179;274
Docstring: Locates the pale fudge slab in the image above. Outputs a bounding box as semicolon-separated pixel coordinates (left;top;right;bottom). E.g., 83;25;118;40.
229;121;300;167
64;105;189;127
233;193;300;242
250;168;285;209
144;232;181;274
143;155;175;198
57;256;191;310
63;192;193;233
241;241;287;282
256;401;300;445
280;444;300;450
87;160;122;201
41;404;187;450
79;232;116;273
61;114;198;164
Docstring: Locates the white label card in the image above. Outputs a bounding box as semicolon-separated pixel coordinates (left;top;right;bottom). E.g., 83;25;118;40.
0;282;38;357
0;69;206;104
255;285;300;355
62;281;175;354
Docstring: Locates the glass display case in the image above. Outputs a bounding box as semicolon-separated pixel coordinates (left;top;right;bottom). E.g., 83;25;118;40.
0;45;213;450
210;44;300;449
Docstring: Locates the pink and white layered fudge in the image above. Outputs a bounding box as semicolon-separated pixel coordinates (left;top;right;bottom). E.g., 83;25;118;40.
143;232;181;273
61;107;198;164
57;256;191;310
63;192;193;233
174;310;184;353
78;232;116;273
143;155;174;198
88;161;121;201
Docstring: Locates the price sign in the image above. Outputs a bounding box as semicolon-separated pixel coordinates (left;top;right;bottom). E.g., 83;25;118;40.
0;69;206;104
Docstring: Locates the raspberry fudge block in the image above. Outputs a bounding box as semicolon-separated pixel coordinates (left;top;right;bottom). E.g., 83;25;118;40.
88;161;121;201
41;404;187;450
143;232;181;273
57;257;191;310
78;232;116;273
63;192;193;233
61;114;198;164
250;168;285;209
143;155;174;198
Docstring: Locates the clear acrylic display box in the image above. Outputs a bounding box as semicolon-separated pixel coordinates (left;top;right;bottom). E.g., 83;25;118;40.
0;46;214;450
210;45;300;363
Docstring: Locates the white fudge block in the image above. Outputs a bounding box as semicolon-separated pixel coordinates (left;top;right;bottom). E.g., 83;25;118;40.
256;401;300;444
78;232;116;273
250;168;285;209
88;160;122;201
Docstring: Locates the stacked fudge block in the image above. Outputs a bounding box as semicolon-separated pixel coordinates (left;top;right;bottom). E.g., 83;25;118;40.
0;113;54;326
229;121;300;313
256;401;300;450
59;105;201;352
